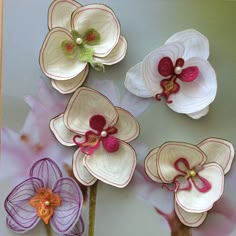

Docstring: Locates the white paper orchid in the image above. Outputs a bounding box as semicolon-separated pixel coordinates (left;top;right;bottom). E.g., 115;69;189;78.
40;0;127;94
145;138;234;227
50;87;139;188
125;29;217;119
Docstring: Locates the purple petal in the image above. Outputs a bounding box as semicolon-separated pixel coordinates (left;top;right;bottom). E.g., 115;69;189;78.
4;178;43;232
64;216;85;236
29;158;63;189
51;178;83;234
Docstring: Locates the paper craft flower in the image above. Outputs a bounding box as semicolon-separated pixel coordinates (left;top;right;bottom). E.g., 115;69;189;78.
50;87;139;188
144;138;234;227
125;29;217;119
40;0;127;94
4;158;83;234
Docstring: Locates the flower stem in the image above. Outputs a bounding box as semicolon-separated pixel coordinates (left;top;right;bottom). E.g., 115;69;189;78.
88;182;98;236
45;223;52;236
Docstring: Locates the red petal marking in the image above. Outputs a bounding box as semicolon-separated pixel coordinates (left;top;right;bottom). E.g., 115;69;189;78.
175;58;185;67
180;66;199;82
191;174;212;193
84;32;97;42
158;57;174;77
89;115;106;132
174;175;192;191
174;158;190;174
65;42;76;53
106;126;118;135
102;136;119;153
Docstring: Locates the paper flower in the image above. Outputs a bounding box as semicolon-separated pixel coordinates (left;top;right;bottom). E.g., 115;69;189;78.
50;87;139;188
144;138;234;227
125;29;217;119
4;158;83;234
40;0;127;94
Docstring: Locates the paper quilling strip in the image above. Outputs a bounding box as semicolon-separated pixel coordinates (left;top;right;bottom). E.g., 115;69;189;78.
50;87;139;188
40;0;127;94
144;138;234;227
125;29;217;119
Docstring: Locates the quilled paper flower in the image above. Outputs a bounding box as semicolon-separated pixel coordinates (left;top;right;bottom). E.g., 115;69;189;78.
125;29;217;119
50;87;139;188
40;0;127;94
4;158;83;234
145;138;234;227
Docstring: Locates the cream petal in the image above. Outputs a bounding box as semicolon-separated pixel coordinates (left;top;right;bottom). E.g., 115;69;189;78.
165;29;209;60
187;106;209;119
94;36;127;65
113;107;139;142
40;27;87;80
198;138;235;174
175;201;207;227
144;148;163;183
84;142;136;188
71;4;120;57
142;42;185;95
64;87;118;134
124;62;152;98
168;57;217;114
157;142;207;183
48;0;81;31
51;65;89;94
73;149;97;186
176;163;224;213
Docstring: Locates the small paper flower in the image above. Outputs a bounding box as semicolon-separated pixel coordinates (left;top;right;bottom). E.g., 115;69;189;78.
144;138;234;227
4;158;83;234
125;29;217;119
50;87;139;188
40;0;127;94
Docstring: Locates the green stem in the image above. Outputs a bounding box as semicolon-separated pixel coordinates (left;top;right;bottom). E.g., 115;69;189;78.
45;223;52;236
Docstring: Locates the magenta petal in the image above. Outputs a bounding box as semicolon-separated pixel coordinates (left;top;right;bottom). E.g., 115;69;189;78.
158;57;174;77
174;158;190;174
64;217;85;236
180;66;199;82
89;114;106;132
51;178;83;234
102;136;120;152
5;178;43;232
29;158;63;189
192;174;212;193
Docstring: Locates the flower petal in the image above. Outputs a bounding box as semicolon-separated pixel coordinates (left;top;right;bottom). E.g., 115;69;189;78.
71;4;120;57
176;163;224;213
51;65;89;94
175;202;207;227
124;62;153;98
94;36;127;65
4;178;43;232
113;107;139;142
144;148;163;183
157;142;207;183
50;114;78;146
29;158;63;189
165;29;209;60
187;106;209;119
48;0;81;31
84;141;136;188
40;27;87;80
168;57;217;114
64;216;85;236
51;178;83;234
64;87;118;134
73;149;97;186
198;138;235;174
142;42;185;95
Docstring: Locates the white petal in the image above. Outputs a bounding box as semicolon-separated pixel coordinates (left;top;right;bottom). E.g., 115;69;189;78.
142;42;185;95
40;27;87;80
51;65;89;94
113;107;139;142
50;114;77;146
175;201;207;227
84;142;136;188
73;149;97;186
168;57;217;114
64;87;118;134
165;29;209;60
198;138;235;174
176;163;224;213
94;36;127;65
124;62;152;98
144;148;163;183
187;106;209;119
48;0;81;30
71;4;120;57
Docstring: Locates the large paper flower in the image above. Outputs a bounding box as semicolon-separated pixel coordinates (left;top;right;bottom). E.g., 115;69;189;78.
4;158;83;234
50;87;139;188
144;138;234;227
125;29;217;119
40;0;127;94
